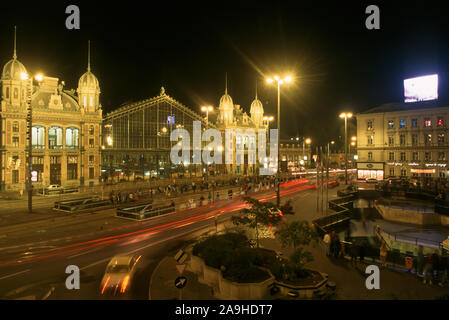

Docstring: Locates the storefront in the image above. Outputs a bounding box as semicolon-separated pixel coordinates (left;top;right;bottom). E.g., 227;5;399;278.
357;162;384;180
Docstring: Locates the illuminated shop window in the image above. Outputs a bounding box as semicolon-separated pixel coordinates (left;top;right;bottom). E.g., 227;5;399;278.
424;119;432;127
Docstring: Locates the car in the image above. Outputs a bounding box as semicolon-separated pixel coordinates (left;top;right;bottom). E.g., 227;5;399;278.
366;178;377;183
45;184;64;194
100;254;142;296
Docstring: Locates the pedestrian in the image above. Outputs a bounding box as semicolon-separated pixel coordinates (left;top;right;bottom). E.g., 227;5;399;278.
323;233;331;256
208;192;212;203
216;192;220;201
350;241;359;267
380;242;388;268
417;245;424;277
432;250;440;283
359;240;366;264
333;233;341;258
438;254;448;287
423;253;433;285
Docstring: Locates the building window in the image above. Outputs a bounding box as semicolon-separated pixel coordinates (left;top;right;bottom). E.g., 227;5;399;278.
438;152;446;161
412;152;419;161
438;118;444;127
389;168;395;177
412;118;418;128
12;170;19;184
388;136;394;146
424;119;432;127
89;138;94;148
67;156;78;180
6;87;9;99
425;152;431;161
399;119;406;128
412;134;418;146
89;155;94;165
367;121;373;130
389;152;395;161
424;134;432;145
401;168;407;176
83;96;87;107
438;133;445;145
89;125;94;135
367;135;373;145
49;126;63;149
32;126;45;149
12;136;19;147
13;88;18;99
90;96;94;107
388;120;394;129
89;167;95;179
12;121;19;132
400;152;406;161
368;152;373;161
66;127;79;148
400;134;406;145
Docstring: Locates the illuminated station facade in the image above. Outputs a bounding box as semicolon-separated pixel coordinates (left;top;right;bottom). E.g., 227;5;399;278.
356;75;449;185
0;42;102;191
101;83;276;180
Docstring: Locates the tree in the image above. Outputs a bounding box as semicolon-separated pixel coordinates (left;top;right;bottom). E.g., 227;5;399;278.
275;220;319;278
276;220;318;250
232;197;283;248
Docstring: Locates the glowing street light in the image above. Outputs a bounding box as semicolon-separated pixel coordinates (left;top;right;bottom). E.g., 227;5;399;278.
303;138;311;167
201;106;214;177
266;74;294;206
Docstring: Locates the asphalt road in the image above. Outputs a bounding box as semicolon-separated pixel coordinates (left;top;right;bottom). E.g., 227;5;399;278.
0;179;314;300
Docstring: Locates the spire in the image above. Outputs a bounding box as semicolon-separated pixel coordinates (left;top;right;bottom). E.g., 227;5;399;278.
225;72;228;95
13;26;17;60
255;79;258;100
87;40;91;72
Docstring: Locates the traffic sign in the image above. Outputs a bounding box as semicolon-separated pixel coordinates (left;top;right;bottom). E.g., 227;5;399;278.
174;249;188;264
175;276;187;289
175;264;186;275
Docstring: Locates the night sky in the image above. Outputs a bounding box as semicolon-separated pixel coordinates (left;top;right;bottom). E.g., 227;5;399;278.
1;1;449;147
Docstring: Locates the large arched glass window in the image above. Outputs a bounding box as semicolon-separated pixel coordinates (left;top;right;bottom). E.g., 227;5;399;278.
66;127;79;149
49;126;63;149
32;126;45;149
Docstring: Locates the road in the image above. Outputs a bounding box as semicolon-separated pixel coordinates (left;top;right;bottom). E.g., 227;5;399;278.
0;179;315;299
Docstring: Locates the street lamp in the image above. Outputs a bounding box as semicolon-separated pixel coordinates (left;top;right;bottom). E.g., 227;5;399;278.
303;138;311;168
201;106;214;176
326;140;335;215
21;72;44;213
339;112;353;185
266;75;293;206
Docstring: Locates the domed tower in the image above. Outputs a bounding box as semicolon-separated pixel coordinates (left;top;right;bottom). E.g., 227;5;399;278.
218;73;234;125
77;41;100;112
250;84;264;127
1;26;29;108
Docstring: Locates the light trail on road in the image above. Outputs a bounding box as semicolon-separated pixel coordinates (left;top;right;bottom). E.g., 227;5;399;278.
0;179;321;268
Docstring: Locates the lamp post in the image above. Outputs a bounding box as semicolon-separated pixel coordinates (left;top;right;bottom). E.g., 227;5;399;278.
201;106;214;177
350;136;357;169
303;138;311;168
266;75;292;207
339;112;352;185
21;72;43;213
326;140;335;215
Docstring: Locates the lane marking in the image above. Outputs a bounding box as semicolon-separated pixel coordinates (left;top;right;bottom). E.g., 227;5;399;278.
0;269;31;281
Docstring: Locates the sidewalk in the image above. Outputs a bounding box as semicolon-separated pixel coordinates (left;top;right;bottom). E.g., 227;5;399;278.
149;185;449;300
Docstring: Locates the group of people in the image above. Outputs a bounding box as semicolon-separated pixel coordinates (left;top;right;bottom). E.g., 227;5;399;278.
322;230;449;287
416;246;449;286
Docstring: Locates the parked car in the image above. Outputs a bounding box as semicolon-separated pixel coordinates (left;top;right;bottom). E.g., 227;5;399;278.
45;184;64;194
100;254;142;296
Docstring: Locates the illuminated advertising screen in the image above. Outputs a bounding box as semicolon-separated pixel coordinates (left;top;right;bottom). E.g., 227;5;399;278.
404;74;438;102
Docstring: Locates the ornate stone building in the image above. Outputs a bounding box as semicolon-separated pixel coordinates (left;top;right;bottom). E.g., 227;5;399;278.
0;37;102;191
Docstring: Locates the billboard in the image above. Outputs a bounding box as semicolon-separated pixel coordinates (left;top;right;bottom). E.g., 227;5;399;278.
404;74;438;103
